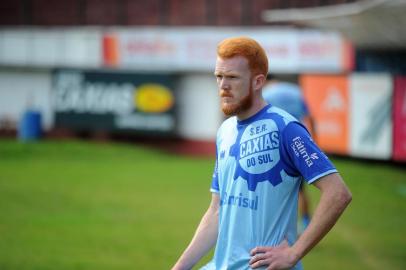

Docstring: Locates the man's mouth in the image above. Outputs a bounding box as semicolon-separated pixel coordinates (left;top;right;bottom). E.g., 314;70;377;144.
221;97;233;103
220;91;233;98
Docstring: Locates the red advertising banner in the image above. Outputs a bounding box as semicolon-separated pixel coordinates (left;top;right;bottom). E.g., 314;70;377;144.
300;75;349;155
393;77;406;161
103;34;119;67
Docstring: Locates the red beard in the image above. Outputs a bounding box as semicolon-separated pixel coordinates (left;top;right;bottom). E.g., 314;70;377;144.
221;86;253;116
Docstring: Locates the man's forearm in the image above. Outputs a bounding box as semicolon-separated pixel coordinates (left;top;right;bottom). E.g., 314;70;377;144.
291;174;352;261
172;197;219;270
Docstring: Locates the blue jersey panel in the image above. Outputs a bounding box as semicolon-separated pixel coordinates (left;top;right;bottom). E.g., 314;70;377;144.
211;159;220;193
280;122;337;184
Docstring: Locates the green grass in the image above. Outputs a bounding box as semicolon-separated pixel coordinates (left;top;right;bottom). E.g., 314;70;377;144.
0;139;405;270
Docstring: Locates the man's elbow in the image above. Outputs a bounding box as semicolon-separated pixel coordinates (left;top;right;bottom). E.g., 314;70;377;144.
337;186;352;210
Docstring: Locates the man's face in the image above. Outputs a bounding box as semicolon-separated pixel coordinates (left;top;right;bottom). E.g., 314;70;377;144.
214;56;253;116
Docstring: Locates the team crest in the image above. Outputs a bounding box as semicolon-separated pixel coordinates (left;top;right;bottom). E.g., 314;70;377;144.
229;114;286;191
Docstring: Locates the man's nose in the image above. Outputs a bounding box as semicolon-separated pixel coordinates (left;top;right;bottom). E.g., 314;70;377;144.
219;78;230;90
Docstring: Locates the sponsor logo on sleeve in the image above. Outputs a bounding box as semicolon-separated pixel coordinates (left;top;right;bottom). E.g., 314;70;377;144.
291;136;319;167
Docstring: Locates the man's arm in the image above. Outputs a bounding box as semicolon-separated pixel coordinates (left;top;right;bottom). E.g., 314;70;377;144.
302;115;317;143
250;173;352;270
172;193;220;270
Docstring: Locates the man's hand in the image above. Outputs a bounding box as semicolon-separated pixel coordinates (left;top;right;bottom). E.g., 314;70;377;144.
249;240;299;270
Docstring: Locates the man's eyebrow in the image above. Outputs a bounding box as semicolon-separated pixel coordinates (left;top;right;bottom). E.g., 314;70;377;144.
214;70;226;75
215;70;238;75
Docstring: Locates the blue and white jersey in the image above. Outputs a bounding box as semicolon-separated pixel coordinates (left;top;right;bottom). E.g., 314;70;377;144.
203;105;337;270
262;82;309;121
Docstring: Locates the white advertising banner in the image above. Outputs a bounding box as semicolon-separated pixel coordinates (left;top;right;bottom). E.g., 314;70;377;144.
349;74;393;159
0;27;352;73
0;28;102;68
105;27;352;73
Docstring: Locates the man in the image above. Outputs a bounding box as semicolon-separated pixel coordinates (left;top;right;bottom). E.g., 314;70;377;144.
172;37;352;270
262;77;316;232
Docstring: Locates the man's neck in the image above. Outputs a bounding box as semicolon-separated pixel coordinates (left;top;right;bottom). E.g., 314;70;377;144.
236;99;268;121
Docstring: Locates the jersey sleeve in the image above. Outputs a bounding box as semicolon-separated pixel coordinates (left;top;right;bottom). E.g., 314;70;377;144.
210;152;220;193
280;122;337;184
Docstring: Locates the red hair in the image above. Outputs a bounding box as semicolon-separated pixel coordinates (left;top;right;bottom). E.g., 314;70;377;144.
217;37;268;76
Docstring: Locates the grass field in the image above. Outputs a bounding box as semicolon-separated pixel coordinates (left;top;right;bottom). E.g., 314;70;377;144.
0;139;405;270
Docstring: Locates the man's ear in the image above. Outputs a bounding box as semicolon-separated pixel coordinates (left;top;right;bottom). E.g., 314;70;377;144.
252;74;266;91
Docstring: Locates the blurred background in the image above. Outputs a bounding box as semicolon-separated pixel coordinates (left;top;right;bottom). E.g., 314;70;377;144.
0;0;405;269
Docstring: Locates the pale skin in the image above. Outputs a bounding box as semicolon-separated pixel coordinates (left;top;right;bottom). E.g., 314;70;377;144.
172;56;352;270
171;194;220;270
216;56;268;119
249;173;352;269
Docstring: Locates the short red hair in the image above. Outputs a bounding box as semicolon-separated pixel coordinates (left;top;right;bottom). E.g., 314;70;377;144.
217;37;268;76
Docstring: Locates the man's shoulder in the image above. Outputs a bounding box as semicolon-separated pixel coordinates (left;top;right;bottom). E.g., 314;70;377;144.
265;105;298;124
219;116;237;130
216;116;237;139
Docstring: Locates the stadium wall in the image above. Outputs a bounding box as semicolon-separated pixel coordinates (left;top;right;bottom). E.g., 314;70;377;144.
0;68;53;131
1;26;404;161
301;73;406;162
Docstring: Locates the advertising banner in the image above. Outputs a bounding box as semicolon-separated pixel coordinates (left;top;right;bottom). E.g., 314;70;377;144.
53;70;176;135
300;75;349;155
103;28;353;73
349;74;393;159
393;76;406;161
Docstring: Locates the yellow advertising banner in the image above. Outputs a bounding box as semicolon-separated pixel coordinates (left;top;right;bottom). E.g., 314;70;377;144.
300;75;349;155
